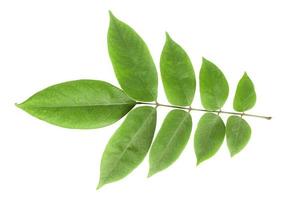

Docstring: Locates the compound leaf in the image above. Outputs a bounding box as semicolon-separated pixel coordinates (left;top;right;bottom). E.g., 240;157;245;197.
17;80;135;129
233;73;256;112
194;113;225;165
148;109;192;176
160;33;196;106
98;106;156;188
226;115;251;157
108;11;158;102
200;58;229;110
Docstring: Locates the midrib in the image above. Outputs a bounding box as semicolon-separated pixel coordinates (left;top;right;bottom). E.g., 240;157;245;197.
21;102;135;108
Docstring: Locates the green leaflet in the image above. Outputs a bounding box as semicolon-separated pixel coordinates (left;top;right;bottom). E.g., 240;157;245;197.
226;115;251;157
98;106;156;188
160;33;196;106
194;113;225;165
17;80;135;129
200;58;229;110
148;109;192;176
108;11;158;102
233;73;256;112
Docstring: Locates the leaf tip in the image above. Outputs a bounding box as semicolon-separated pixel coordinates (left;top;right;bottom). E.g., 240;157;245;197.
196;158;204;166
243;72;249;78
96;181;105;190
165;32;171;40
15;102;24;109
108;10;114;17
201;57;213;71
108;10;117;22
147;168;156;178
229;149;239;157
202;57;208;62
230;152;236;158
147;172;153;178
201;57;212;67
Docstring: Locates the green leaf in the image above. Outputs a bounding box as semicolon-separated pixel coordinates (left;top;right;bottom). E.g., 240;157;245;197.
148;109;192;176
194;113;225;165
16;80;135;129
233;73;256;112
98;106;156;188
200;58;229;110
108;11;158;102
160;33;196;106
226;115;251;157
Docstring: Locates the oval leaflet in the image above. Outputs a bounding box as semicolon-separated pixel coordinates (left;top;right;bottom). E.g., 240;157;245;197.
17;80;136;129
160;33;196;106
194;113;226;165
98;106;157;188
226;115;251;157
148;109;192;176
233;73;256;112
108;11;158;102
200;58;229;110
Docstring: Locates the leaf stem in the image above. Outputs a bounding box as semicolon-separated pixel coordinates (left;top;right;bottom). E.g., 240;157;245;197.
136;102;272;120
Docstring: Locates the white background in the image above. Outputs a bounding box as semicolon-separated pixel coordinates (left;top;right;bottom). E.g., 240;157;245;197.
0;0;299;199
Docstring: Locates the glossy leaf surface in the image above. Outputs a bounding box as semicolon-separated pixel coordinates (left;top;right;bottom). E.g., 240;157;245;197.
160;33;196;106
194;113;225;164
233;73;256;112
148;109;192;176
17;80;135;129
226;115;251;157
108;12;158;101
200;58;229;110
98;106;156;188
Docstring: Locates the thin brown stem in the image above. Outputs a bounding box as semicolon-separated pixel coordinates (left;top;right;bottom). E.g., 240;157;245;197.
136;101;272;120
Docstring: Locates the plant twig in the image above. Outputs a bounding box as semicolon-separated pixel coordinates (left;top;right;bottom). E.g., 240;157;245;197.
136;102;272;120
